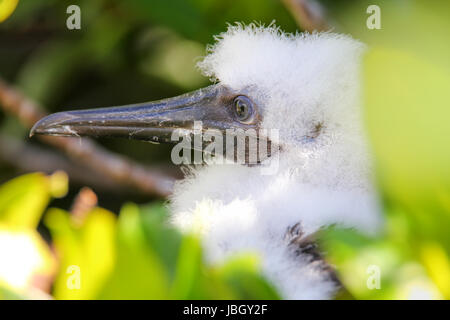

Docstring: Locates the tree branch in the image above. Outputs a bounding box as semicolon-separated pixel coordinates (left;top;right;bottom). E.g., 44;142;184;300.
281;0;330;32
0;77;175;197
0;134;132;194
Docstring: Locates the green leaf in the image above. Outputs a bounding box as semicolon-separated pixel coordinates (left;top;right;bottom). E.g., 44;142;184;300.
140;203;182;279
0;173;51;229
214;254;281;300
170;235;203;299
98;203;170;299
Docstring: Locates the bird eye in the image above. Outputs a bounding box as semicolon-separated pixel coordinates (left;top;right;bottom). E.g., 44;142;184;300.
233;96;253;122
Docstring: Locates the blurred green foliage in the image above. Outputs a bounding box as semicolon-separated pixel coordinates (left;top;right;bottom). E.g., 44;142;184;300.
1;0;296;106
0;171;67;228
0;173;280;299
0;172;60;299
1;0;449;300
320;0;450;300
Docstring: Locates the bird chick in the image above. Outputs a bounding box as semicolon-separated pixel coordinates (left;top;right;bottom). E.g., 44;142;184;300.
171;24;381;299
30;24;382;299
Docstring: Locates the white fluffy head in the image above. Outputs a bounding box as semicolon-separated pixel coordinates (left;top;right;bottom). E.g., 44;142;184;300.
198;24;369;190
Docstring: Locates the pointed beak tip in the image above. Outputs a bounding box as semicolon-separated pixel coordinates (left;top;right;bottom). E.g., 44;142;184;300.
28;111;77;138
29;121;40;138
29;116;51;138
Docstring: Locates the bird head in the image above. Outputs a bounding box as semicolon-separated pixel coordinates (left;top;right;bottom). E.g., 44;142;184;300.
30;24;369;186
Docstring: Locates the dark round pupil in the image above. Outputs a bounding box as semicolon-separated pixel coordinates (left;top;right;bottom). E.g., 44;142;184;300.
236;100;248;118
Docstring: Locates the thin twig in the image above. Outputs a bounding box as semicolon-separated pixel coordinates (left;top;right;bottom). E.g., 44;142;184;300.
0;134;130;193
0;77;175;197
71;187;98;226
281;0;330;32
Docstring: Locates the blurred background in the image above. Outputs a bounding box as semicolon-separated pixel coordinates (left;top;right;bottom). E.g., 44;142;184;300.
0;0;449;299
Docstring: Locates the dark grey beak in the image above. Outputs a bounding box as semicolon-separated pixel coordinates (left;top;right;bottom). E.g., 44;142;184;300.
30;85;259;144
